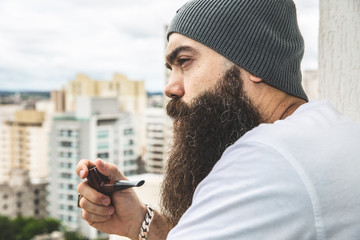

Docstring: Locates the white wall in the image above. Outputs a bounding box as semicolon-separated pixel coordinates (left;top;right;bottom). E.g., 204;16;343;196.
319;0;360;122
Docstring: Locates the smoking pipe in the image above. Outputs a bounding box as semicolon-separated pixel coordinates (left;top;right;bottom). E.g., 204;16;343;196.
87;166;144;195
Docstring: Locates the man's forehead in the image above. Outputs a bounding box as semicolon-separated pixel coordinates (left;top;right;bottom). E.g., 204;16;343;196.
165;33;212;58
166;33;196;52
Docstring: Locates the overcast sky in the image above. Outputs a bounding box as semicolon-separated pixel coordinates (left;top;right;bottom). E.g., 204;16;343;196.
0;0;319;92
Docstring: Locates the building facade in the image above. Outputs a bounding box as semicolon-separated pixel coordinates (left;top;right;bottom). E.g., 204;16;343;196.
0;110;50;183
144;108;171;174
65;73;146;114
0;169;48;219
48;97;139;239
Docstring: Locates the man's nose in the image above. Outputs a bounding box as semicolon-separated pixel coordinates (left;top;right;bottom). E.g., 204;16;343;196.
164;72;185;99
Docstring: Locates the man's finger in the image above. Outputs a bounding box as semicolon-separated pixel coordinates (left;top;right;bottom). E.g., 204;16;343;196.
81;209;112;224
79;195;115;216
77;181;111;206
95;158;127;181
76;159;95;179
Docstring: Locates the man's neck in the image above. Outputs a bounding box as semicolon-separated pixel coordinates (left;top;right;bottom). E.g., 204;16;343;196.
279;100;306;120
239;69;307;124
252;88;307;123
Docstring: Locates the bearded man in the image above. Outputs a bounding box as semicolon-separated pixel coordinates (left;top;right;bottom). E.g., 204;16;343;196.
76;0;360;239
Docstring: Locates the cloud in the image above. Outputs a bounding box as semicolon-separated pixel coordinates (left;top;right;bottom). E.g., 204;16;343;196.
0;0;318;92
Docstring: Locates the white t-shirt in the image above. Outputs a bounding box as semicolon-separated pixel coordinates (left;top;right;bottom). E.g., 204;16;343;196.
167;100;360;240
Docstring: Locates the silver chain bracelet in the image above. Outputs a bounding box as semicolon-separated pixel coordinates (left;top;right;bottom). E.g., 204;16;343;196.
139;204;154;240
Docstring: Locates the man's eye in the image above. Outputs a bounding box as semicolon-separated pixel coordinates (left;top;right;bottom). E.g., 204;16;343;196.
177;58;190;66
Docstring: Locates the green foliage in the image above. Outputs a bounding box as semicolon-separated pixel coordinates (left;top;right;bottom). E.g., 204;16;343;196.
0;215;61;240
0;215;15;239
64;231;88;240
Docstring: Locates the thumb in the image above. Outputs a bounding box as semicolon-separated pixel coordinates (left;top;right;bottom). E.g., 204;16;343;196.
95;158;127;181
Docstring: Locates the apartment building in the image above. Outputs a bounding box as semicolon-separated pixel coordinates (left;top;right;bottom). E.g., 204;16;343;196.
0;109;49;183
144;107;172;174
0;168;48;219
0;105;24;183
65;73;146;114
0;103;52;219
48;97;139;239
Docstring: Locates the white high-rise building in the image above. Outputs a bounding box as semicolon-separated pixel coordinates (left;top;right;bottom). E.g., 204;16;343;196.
0;105;24;184
0;104;51;219
48;97;140;239
144;107;172;174
0;109;51;183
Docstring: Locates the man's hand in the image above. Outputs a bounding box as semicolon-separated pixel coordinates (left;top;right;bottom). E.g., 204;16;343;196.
76;158;146;239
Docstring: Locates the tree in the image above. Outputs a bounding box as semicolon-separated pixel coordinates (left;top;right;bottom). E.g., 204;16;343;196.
0;215;61;240
0;215;15;240
64;231;89;240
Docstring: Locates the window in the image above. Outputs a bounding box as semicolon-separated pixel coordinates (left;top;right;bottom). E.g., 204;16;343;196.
61;173;72;179
124;128;134;135
61;152;70;158
60;141;72;147
152;144;163;147
124;170;136;176
124;160;137;166
97;152;109;159
70;131;78;137
97;130;109;139
124;150;134;156
97;142;109;150
153;136;164;140
151;151;163;154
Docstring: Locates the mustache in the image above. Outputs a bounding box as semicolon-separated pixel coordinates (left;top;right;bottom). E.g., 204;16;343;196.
166;98;192;120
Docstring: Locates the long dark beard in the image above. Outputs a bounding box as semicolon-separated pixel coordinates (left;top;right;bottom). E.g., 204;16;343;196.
161;66;262;227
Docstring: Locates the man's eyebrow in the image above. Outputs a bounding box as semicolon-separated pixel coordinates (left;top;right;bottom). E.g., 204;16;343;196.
165;46;197;66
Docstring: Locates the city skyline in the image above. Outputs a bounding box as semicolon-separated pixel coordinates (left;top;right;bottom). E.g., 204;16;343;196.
0;0;319;92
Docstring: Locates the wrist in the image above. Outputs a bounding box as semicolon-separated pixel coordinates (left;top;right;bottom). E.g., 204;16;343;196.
126;203;147;240
139;204;155;240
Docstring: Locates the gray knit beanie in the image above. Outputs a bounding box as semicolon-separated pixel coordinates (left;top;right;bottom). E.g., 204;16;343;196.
167;0;308;101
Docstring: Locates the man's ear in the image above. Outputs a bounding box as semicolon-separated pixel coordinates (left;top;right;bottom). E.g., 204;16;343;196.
249;73;263;83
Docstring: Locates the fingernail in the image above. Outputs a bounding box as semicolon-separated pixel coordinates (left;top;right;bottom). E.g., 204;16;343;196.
98;159;104;169
102;197;110;205
79;169;85;178
109;206;115;214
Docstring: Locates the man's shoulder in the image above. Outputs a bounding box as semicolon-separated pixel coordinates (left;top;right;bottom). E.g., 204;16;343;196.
235;100;360;152
175;139;318;240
